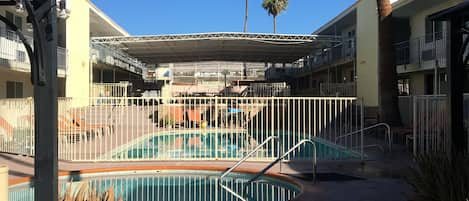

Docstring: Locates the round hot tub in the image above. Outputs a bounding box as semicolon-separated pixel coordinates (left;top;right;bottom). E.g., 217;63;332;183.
9;170;301;201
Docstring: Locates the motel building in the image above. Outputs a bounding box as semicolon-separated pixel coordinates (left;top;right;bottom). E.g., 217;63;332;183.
0;0;468;201
0;0;144;99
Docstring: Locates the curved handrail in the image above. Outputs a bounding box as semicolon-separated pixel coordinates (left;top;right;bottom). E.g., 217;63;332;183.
218;136;278;201
219;136;278;179
243;139;317;196
335;123;392;152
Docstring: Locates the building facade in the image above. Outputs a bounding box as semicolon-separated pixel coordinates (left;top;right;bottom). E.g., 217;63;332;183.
267;0;466;106
0;0;145;99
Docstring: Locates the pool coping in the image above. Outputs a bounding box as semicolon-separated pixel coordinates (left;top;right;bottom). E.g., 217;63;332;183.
8;165;303;189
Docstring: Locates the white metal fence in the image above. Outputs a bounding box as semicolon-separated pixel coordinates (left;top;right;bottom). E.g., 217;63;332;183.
320;82;356;97
0;97;364;162
412;95;469;155
90;82;130;98
0;98;34;156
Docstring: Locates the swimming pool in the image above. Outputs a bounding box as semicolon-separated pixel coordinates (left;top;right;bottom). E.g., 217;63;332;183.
106;130;361;161
9;170;300;201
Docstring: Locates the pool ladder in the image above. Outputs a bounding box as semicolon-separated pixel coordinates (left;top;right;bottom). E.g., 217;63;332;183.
218;138;317;201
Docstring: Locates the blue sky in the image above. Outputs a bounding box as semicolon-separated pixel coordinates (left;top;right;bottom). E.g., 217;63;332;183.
91;0;356;35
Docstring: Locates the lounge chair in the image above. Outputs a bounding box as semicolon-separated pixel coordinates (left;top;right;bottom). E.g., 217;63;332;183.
0;117;13;141
187;108;204;128
68;112;114;136
159;105;185;128
58;116;89;143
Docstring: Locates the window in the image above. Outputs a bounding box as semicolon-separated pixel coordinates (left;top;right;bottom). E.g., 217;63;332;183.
14;15;22;31
425;17;443;43
16;50;25;62
398;79;410;96
6;81;23;98
5;11;23;32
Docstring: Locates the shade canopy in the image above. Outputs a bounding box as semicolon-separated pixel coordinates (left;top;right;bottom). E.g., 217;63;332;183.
92;32;339;64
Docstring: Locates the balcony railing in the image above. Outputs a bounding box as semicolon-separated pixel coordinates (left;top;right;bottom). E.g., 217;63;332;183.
395;33;448;69
273;40;355;77
0;29;68;74
307;42;354;69
247;82;291;97
320;82;356;97
91;43;145;75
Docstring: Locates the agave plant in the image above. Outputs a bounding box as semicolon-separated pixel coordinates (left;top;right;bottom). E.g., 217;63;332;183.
59;182;123;201
408;153;469;201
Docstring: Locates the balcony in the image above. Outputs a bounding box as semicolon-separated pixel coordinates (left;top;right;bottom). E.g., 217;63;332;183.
395;33;448;72
307;42;354;69
91;43;144;75
284;41;355;77
0;29;69;76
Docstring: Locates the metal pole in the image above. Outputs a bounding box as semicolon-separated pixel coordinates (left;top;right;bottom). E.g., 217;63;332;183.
28;1;58;201
447;17;466;156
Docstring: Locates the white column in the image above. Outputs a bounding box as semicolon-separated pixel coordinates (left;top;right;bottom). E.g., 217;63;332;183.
0;165;8;201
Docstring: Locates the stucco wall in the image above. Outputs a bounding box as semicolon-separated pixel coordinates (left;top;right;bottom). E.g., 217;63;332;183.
0;69;33;98
408;0;462;39
356;0;379;107
409;72;426;95
65;0;90;98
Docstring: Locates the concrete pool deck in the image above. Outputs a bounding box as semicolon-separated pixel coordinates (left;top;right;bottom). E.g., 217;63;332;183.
1;152;413;201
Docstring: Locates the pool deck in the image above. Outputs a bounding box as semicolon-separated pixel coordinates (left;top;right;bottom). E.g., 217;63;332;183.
1;152;414;201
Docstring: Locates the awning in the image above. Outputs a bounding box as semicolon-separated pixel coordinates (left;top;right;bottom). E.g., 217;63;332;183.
92;32;339;64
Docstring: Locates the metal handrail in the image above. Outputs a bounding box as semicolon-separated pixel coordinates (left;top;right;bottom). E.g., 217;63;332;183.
218;136;278;201
243;139;317;197
335;123;392;152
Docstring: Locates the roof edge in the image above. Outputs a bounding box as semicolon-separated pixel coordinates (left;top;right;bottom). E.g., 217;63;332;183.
89;1;129;37
312;1;359;35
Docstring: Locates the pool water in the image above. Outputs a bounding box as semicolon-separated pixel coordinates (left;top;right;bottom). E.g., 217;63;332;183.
9;170;300;201
108;131;361;160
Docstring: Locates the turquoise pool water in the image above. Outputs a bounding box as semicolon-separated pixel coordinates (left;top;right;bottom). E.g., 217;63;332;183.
109;131;361;160
9;170;300;201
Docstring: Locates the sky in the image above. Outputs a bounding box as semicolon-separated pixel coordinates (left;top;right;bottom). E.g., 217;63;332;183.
91;0;357;35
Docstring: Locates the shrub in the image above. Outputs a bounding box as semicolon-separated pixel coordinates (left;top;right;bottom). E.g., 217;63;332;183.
408;153;469;201
59;182;122;201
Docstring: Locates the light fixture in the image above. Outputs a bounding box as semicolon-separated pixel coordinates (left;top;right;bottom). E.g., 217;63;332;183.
58;9;68;19
58;0;70;19
15;0;24;13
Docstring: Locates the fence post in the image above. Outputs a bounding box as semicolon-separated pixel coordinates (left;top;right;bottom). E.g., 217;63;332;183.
271;97;275;159
29;98;34;156
360;98;364;161
413;96;417;156
215;96;219;160
0;165;8;201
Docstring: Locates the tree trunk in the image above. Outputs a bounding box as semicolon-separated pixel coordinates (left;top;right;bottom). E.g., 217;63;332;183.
273;15;277;33
244;0;248;32
243;0;248;79
377;0;402;126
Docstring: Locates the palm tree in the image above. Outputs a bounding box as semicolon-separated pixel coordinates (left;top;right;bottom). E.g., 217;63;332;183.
243;0;248;79
262;0;288;33
377;0;401;126
244;0;248;32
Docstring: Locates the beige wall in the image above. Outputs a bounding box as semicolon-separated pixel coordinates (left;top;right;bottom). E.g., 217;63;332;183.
409;72;426;95
65;0;90;98
356;0;379;107
408;0;463;39
0;69;33;98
